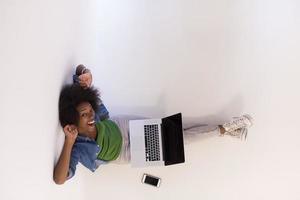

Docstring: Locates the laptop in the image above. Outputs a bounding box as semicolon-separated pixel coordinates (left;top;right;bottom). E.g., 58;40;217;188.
129;113;185;167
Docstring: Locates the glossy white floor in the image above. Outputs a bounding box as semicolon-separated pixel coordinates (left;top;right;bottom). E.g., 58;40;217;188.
1;1;300;200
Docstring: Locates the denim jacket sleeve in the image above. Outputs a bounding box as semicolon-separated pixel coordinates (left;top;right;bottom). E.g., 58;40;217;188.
95;103;109;121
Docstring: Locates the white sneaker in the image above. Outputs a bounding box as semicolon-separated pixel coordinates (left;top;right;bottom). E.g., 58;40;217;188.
223;128;248;140
222;114;253;132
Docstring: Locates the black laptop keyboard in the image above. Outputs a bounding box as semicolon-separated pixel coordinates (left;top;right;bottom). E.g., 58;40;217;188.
144;124;161;161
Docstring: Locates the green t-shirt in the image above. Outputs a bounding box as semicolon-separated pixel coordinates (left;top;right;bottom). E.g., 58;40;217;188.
96;119;122;161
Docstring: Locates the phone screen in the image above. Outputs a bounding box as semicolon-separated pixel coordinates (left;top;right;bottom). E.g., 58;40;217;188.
144;175;159;186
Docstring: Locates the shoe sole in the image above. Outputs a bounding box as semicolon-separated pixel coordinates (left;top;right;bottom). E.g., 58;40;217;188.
242;114;253;128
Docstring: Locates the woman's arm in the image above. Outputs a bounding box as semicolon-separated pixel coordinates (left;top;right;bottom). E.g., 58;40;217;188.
53;140;73;184
53;125;78;185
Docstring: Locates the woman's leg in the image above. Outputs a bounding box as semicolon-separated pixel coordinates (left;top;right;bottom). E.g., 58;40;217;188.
182;122;222;144
182;114;253;143
110;114;254;163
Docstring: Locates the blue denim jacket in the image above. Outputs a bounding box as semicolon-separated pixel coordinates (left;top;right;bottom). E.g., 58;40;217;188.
67;75;110;180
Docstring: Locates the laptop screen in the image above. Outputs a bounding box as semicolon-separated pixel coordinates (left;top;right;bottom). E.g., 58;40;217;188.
161;113;185;166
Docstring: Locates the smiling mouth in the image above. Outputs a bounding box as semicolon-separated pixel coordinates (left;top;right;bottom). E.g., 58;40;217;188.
87;120;95;126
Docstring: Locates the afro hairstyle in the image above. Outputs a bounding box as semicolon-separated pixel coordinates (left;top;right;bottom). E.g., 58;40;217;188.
59;84;101;127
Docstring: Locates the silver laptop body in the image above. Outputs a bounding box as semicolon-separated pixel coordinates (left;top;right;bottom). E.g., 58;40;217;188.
129;118;164;167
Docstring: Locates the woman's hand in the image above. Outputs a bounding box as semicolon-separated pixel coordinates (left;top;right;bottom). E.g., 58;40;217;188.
76;64;92;89
78;72;92;89
63;125;78;144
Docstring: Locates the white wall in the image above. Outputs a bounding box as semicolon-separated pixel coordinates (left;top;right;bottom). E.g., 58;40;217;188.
1;0;300;200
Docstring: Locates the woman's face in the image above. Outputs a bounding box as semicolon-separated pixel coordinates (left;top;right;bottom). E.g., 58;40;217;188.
76;102;96;135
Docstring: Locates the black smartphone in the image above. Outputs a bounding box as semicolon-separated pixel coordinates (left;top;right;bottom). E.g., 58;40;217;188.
142;174;161;187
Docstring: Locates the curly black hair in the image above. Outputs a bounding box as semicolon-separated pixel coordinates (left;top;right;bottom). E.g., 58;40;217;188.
59;84;102;127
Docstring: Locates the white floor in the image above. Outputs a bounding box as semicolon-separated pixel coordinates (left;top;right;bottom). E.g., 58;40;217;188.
1;1;300;200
